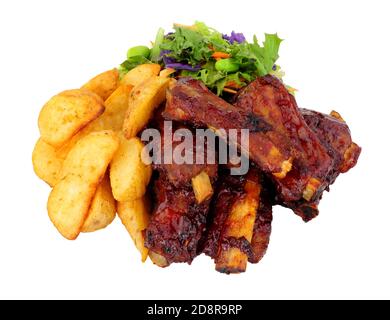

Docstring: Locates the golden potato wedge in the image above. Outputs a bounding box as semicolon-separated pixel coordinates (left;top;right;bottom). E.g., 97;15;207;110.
215;171;260;274
48;175;97;240
32;138;63;186
95;84;133;131
123;76;170;139
81;174;116;233
38;89;105;148
117;196;150;262
34;121;96;188
55;125;95;163
81;69;119;100
48;131;119;240
149;251;169;268
60;131;119;180
110;135;152;201
120;64;161;87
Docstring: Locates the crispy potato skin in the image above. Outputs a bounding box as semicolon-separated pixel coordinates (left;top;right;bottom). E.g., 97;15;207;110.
120;64;161;87
82;69;119;100
60;131;118;180
97;84;133;131
123;76;170;139
81;174;116;233
117;196;150;262
48;175;98;240
48;131;119;240
38;89;105;148
110;135;152;201
32;138;63;186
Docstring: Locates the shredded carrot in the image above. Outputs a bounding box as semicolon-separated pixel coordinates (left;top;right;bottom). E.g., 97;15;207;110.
223;87;238;94
225;80;242;89
212;52;230;59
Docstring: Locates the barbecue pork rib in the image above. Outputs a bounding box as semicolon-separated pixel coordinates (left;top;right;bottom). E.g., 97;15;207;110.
202;168;266;273
144;114;218;264
233;76;335;204
285;109;361;220
163;77;292;178
145;174;212;264
151;118;218;188
301;109;361;179
234;79;360;220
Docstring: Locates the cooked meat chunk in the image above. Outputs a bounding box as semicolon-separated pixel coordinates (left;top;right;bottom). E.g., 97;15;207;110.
152;117;218;188
284;109;361;220
145;175;212;264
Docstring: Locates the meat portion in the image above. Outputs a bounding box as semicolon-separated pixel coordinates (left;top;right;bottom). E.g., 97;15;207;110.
152;119;218;188
202;168;263;273
145;76;361;270
164;77;292;177
164;77;334;207
145;174;212;264
285;109;361;220
144;109;219;264
234;76;333;203
203;172;249;259
301;109;361;179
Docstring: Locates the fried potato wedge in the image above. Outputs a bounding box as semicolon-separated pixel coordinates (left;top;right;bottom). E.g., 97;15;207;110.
123;76;170;139
48;175;97;240
110;135;152;201
215;172;260;274
38;89;105;148
32;138;63;186
81;69;119;100
48;131;119;239
117;196;150;262
81;174;116;233
60;131;118;180
96;84;133;131
120;64;161;87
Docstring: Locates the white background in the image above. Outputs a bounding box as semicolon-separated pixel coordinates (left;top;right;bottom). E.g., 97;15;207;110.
0;0;389;300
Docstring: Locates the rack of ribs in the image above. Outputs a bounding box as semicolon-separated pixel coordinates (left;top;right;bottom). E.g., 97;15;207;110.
164;77;332;205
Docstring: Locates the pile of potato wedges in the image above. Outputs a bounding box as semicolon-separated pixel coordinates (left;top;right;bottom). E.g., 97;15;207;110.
33;64;171;262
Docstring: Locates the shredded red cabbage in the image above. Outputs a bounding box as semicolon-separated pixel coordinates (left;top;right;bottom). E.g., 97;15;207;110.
161;50;200;71
165;62;201;71
222;31;246;44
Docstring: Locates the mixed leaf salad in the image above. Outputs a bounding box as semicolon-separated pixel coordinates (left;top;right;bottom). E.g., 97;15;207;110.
119;22;290;95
